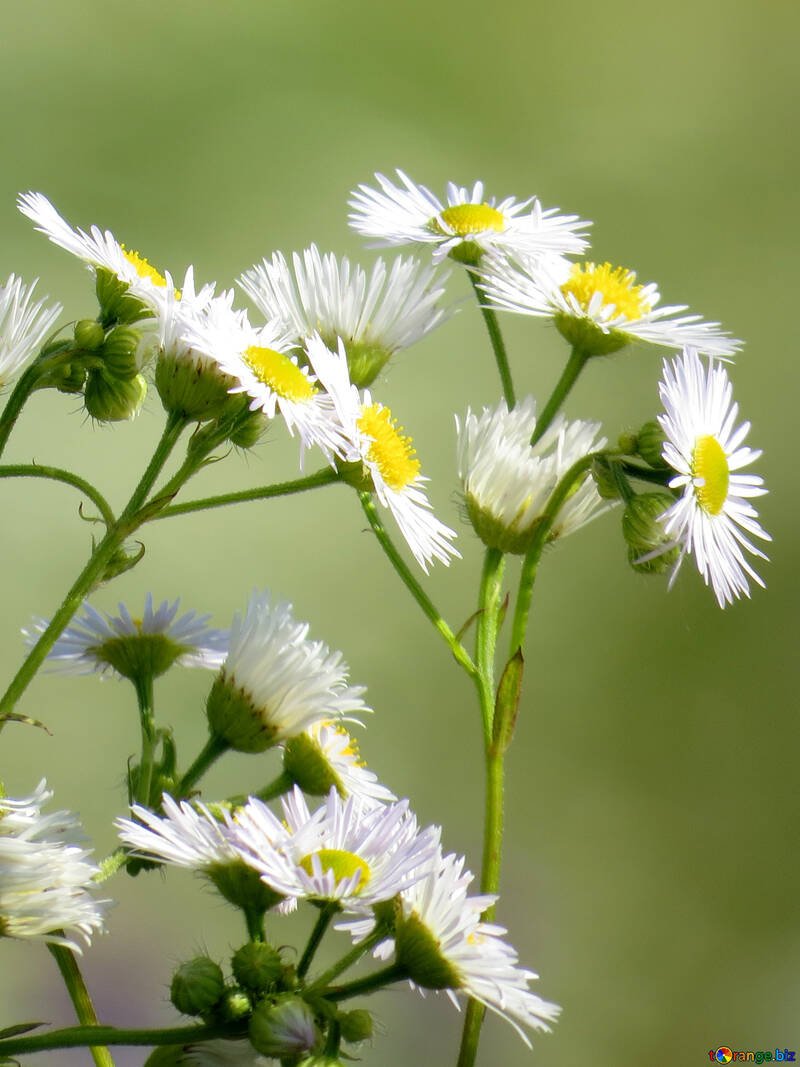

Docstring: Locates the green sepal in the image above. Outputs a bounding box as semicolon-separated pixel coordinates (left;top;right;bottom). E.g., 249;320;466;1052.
206;674;278;754
95;268;152;328
283;733;342;797
553;312;629;357
395;912;459;990
622;492;681;574
492;647;524;756
207;858;284;914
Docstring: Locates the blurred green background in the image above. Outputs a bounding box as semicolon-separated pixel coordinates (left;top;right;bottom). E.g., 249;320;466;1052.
1;1;798;1064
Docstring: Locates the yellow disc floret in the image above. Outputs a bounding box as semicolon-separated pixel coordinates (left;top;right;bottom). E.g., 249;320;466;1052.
358;403;421;491
243;346;316;401
691;435;730;516
433;203;505;237
561;262;652;322
121;246;172;290
300;848;371;890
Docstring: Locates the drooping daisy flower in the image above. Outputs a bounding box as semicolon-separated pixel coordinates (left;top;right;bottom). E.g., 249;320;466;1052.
0;275;62;387
456;396;608;552
478;254;741;359
656;346;769;607
18;191;173;306
349;170;590;265
205;590;368;754
306;335;459;572
239;246;451;387
25;594;228;681
183;1039;269;1066
233;787;439;911
282;721;396;807
183;293;348;462
0;780;108;950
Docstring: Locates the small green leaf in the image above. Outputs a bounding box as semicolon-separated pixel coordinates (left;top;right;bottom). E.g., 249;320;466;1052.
492;647;524;755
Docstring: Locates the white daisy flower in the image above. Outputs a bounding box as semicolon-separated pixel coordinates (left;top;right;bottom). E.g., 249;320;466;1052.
183;1039;268;1066
349;170;590;265
0;275;62;387
183;293;347;462
456;396;608;552
478;255;741;359
656;346;770;607
282;721;396;808
239;246;451;387
306;335;459;572
18;191;172;304
116;794;244;871
233;787;439;911
0;781;108;951
24;594;228;681
206;590;368;754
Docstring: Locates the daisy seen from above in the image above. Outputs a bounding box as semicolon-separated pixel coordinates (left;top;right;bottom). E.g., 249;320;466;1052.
478;254;741;359
656;346;770;607
0;274;62;387
24;594;228;681
306;335;459;572
239;245;451;387
349;169;590;265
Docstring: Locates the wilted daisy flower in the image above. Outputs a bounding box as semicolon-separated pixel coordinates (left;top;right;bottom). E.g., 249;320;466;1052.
25;594;228;681
456;396;608;553
239;246;451;387
282;721;396;806
18;191;173;304
478;254;741;359
656;346;769;607
233;787;439;911
306;335;459;572
206;590;368;754
349;170;590;265
0;275;62;387
0;780;108;950
183;1039;268;1066
183;292;347;462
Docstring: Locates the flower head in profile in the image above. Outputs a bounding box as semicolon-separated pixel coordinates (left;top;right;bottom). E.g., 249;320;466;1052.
306;335;459;572
656;346;769;606
349;170;590;265
457;396;608;553
282;721;396;807
0;274;61;387
0;780;108;951
183;1039;268;1066
25;595;228;681
478;255;741;359
232;787;439;911
206;590;368;754
239;246;451;387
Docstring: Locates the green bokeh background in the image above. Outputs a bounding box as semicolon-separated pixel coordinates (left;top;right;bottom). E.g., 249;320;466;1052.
1;2;798;1064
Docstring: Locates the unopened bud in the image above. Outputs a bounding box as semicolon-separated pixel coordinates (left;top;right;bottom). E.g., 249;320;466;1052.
636;420;670;468
338;1009;373;1043
249;996;320;1059
170;957;225;1017
84;370;146;422
232;941;284;994
622;492;681;574
101;325;141;380
74;319;105;351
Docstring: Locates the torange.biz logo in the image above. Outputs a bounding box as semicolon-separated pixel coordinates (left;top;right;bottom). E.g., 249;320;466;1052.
709;1050;796;1064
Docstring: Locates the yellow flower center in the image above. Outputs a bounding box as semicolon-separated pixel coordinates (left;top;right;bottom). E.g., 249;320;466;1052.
433;203;505;237
121;246;171;290
243;346;316;401
561;262;652;321
358;403;421;491
299;848;371;890
691;435;730;515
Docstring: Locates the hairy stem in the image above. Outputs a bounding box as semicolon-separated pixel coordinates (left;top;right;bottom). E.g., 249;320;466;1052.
47;944;115;1067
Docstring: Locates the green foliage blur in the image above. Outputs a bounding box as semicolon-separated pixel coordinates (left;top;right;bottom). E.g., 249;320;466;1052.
1;2;798;1064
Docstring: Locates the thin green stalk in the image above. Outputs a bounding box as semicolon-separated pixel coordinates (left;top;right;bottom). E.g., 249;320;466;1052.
0;463;115;527
47;944;115;1067
531;345;589;446
621;460;674;488
468;272;516;409
0;1022;234;1057
244;907;266;943
0;363;43;457
475;548;505;743
357;492;476;677
297;903;338;981
0;413;187;733
152;467;342;522
319;961;409;1003
133;673;157;807
177;734;230;796
305;923;391;994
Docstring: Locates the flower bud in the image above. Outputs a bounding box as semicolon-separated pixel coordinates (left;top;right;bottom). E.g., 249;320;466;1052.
617;429;639;455
54;362;88;395
95;267;151;327
249;996;320;1059
170;957;225;1017
74;319;105;351
622;492;681;574
227;408;268;450
591;456;623;501
636;419;670;468
84;369;146;422
338;1008;373;1044
101;325;141;380
216;986;252;1022
155;350;236;421
232;941;284;994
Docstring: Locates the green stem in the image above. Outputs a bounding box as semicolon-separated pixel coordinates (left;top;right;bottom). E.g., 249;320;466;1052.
0;463;116;527
320;961;409;1003
621;460;675;488
0;1022;234;1057
47;944;115;1067
177;734;230;796
95;847;128;883
531;345;590;446
305;923;391;994
244;907;266;943
475;548;505;744
468;272;516;409
0;413;187;733
357;492;476;677
0;363;43;457
133;673;157;807
152;467;342;522
297;903;338;981
255;770;294;803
